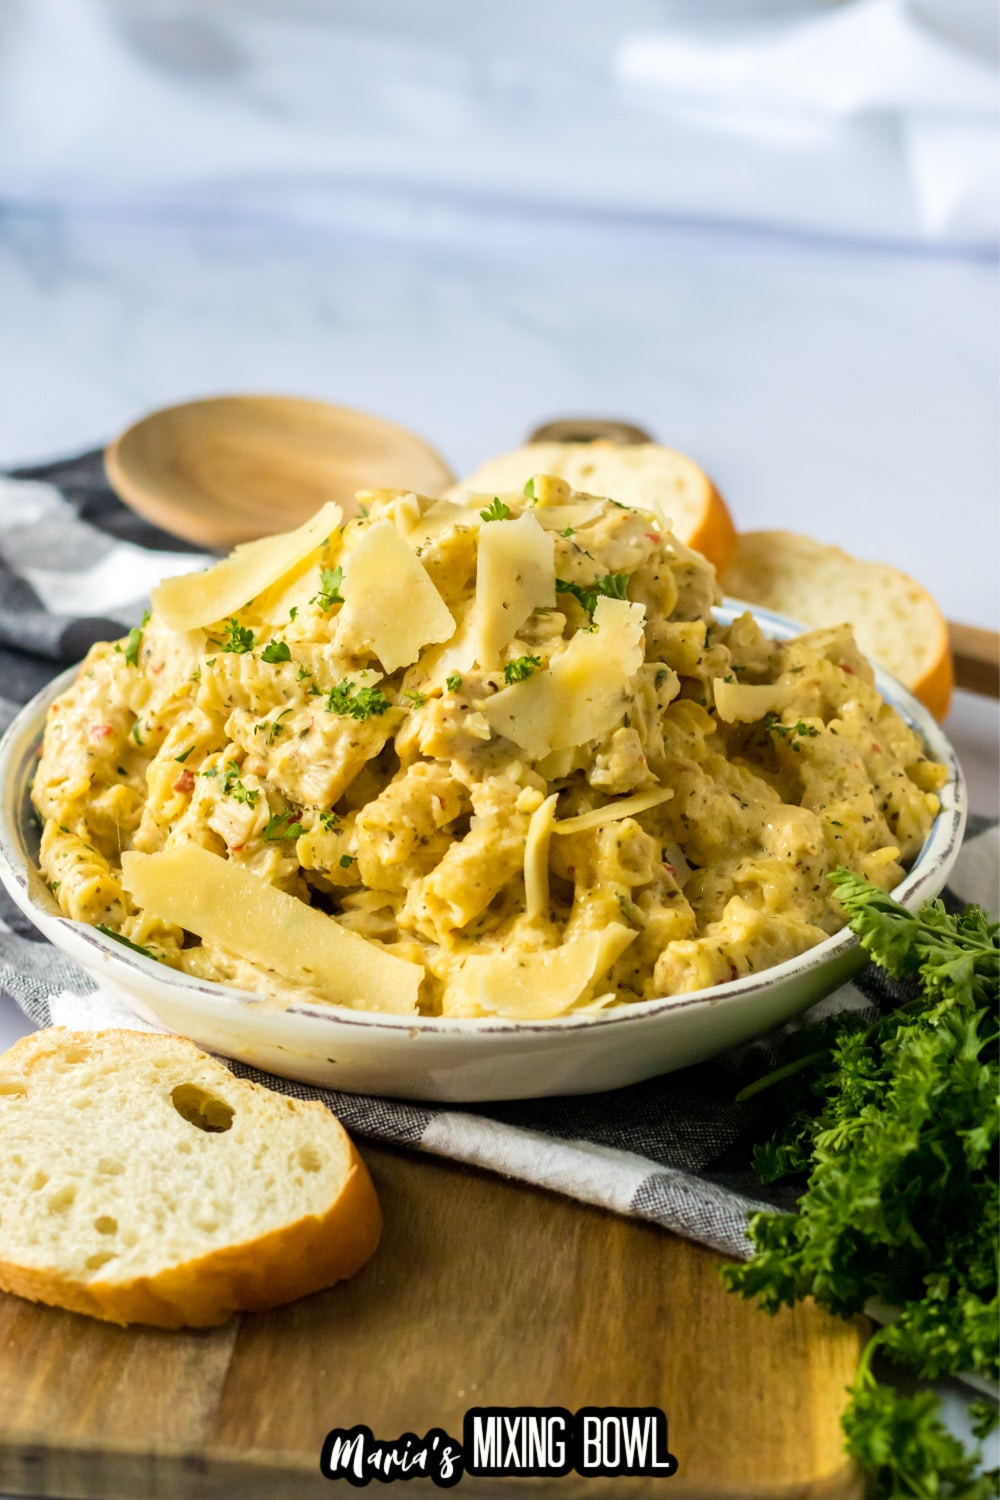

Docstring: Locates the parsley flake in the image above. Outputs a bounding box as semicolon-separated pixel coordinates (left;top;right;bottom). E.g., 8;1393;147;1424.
96;924;159;961
216;618;255;654
315;565;344;612
122;626;143;668
503;655;542;684
263;811;306;841
325;680;390;720
261;639;291;664
479;497;511;523
446;674;462;692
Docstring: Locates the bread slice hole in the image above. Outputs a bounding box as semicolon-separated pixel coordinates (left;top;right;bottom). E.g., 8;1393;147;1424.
48;1185;77;1213
170;1083;235;1134
297;1145;322;1173
30;1170;50;1191
85;1251;116;1271
59;1046;91;1065
94;1216;118;1236
0;1083;27;1098
97;1157;125;1176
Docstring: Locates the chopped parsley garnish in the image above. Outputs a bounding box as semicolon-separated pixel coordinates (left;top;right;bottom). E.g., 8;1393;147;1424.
216;618;255;654
724;874;1000;1496
96;924;159;961
503;655;542;684
121;626;143;667
319;810;340;831
763;714;821;751
296;666;312;681
173;746;194;764
555;572;631;618
315;565;344;611
130;721;143;747
339;854;355;869
141;608;151;626
479;497;511;523
116;765;128;777
522;478;536;501
265;708;292;744
261;639;291;664
325;680;390;720
403;690;426;708
446;674;462;692
204;760;259;806
560;526;575;538
263;811;306;841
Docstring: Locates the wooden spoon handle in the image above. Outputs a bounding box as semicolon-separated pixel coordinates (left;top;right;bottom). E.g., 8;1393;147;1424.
950;622;1000;699
526;417;1000;701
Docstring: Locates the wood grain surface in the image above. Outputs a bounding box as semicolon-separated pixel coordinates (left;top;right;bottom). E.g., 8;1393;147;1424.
0;1142;866;1500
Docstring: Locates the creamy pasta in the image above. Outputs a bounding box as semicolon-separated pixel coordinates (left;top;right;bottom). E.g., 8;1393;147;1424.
32;477;946;1019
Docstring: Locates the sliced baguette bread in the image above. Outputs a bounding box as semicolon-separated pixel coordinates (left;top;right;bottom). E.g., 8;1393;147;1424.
721;530;953;720
448;440;737;573
0;1029;381;1328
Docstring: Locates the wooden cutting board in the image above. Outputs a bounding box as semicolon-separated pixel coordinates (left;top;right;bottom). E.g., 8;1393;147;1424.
0;1141;866;1500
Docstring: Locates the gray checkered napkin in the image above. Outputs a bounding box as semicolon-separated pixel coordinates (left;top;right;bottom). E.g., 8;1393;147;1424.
1;453;996;1259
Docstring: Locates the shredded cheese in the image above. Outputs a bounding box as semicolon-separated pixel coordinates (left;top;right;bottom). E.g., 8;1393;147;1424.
445;924;636;1020
553;786;673;836
121;845;422;1013
474;511;555;671
152;501;342;631
523;793;559;922
340;519;455;673
482;596;645;758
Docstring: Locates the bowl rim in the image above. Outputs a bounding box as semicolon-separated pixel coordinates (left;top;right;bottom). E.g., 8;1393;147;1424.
0;600;967;1038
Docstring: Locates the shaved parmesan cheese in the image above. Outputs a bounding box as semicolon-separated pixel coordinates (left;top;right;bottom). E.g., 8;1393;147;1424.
475;511;555;671
445;924;635;1020
340;519;455;674
121;845;421;1013
713;678;790;724
152;502;342;631
553;786;673;836
482;596;645;759
523;793;558;922
532;501;606;532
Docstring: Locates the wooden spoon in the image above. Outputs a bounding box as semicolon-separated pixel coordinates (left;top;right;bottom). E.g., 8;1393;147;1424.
105;395;455;552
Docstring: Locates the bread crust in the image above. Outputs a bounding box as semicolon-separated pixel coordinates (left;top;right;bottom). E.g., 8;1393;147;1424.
0;1030;382;1328
721;530;952;721
450;440;738;574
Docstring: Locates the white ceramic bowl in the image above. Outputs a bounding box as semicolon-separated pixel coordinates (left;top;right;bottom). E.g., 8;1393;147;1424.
0;604;966;1102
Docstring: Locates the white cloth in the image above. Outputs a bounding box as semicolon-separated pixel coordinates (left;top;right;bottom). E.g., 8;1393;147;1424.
0;0;995;248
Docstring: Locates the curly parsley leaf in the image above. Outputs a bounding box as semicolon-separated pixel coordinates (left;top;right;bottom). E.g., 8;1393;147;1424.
325;680;390;720
315;565;344;611
121;626;143;668
722;874;1000;1497
479;497;511;523
263;811;305;841
261;639;291;664
503;654;542;684
763;713;821;751
555;572;630;618
446;673;462;693
216;618;255;654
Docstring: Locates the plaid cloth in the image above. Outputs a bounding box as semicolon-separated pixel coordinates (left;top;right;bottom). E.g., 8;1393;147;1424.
1;452;996;1261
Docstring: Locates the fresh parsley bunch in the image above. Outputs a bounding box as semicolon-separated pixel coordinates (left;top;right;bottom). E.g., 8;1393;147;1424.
724;872;999;1497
